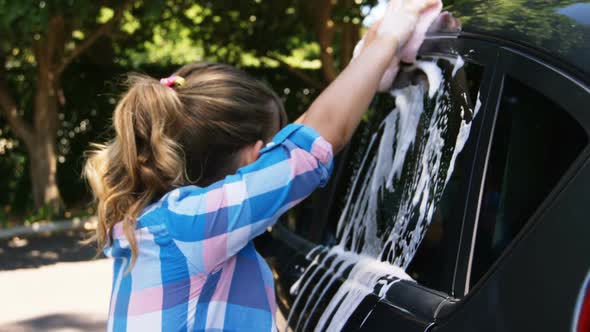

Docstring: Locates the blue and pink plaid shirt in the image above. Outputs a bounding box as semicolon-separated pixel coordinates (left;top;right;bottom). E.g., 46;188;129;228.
104;124;333;331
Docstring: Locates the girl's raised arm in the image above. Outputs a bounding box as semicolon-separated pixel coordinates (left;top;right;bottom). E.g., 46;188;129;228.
302;0;438;153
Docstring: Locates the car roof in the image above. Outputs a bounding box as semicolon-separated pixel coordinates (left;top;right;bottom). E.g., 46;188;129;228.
447;0;590;79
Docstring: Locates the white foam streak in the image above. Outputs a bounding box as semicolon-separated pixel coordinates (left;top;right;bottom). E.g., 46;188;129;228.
387;86;425;187
444;92;482;187
452;55;465;77
285;248;326;328
415;60;442;98
311;246;411;332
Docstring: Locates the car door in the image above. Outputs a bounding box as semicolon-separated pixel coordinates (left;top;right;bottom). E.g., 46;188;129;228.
262;35;502;331
431;42;590;331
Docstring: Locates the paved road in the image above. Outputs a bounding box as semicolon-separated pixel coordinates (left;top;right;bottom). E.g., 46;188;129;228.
0;232;288;331
0;259;111;332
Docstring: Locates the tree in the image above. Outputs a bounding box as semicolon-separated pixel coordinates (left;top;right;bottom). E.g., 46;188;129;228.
174;0;377;86
0;1;190;214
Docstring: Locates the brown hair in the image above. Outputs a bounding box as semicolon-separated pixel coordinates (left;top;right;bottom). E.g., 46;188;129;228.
84;62;287;269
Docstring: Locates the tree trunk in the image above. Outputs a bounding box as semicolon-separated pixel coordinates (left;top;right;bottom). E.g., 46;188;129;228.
29;41;63;213
27;136;62;212
316;0;338;83
0;9;130;215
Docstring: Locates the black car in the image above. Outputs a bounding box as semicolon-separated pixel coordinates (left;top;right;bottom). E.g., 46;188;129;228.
258;1;590;331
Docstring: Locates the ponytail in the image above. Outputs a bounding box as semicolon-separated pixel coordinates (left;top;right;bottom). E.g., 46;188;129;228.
84;74;190;271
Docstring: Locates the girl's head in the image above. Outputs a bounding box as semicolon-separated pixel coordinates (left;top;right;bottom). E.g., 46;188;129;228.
84;62;287;265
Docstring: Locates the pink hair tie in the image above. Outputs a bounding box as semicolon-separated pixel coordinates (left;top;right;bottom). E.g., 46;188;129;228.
159;75;186;88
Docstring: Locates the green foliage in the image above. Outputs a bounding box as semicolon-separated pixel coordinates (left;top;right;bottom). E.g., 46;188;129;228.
23;204;54;224
0;0;112;50
117;0;379;68
0;0;381;223
0;0;49;42
195;0;376;61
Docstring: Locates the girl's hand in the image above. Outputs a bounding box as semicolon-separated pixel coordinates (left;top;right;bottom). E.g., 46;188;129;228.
378;0;440;48
353;0;441;91
354;0;440;61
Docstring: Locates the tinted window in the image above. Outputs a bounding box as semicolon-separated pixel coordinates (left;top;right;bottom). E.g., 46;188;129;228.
331;58;485;292
405;60;484;294
470;76;588;288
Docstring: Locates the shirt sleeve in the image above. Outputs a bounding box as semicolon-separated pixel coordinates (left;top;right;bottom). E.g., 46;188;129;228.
163;124;333;273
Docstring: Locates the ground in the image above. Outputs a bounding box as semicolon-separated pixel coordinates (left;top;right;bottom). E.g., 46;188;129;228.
0;232;109;332
0;231;287;332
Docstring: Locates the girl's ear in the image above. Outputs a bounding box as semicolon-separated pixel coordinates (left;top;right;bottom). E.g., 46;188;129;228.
252;140;264;160
241;140;265;166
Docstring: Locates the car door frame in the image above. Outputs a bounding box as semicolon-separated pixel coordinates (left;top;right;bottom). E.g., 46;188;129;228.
458;40;590;294
429;33;590;332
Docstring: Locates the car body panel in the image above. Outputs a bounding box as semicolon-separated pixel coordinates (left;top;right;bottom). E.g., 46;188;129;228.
433;152;590;331
447;0;590;82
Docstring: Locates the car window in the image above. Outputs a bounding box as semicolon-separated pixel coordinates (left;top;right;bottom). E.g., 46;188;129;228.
404;60;484;294
326;57;485;281
469;75;589;289
285;56;489;330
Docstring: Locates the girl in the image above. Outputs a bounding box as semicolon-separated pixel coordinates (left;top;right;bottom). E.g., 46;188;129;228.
84;0;437;331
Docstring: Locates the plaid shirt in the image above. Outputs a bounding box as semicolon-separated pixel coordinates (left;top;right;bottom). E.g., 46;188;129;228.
104;124;333;332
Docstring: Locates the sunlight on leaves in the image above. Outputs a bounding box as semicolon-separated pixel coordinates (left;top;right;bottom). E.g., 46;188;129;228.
97;6;114;24
72;30;85;40
121;11;140;34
